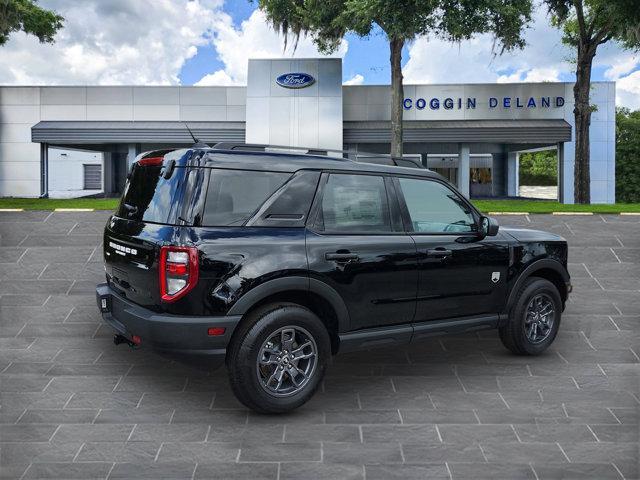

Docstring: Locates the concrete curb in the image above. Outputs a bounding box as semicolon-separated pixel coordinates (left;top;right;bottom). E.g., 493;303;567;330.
0;208;24;212
54;208;95;212
552;212;593;215
487;211;640;216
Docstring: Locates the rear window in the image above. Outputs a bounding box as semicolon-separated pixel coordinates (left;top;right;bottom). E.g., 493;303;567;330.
318;173;392;233
117;164;186;224
203;169;291;226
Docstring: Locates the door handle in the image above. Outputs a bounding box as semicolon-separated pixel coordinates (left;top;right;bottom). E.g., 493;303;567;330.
325;252;359;263
427;248;452;258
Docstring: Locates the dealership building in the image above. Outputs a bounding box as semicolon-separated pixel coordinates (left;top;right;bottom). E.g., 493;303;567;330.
0;58;616;203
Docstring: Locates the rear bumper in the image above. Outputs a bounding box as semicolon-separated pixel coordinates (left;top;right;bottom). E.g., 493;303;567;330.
96;283;241;368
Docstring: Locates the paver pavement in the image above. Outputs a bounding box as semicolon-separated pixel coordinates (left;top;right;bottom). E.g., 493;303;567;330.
0;211;638;479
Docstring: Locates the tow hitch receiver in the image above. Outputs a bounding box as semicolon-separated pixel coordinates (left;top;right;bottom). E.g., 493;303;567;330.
113;334;140;348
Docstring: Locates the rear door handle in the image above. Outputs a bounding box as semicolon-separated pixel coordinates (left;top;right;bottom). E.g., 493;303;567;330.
427;248;452;258
325;252;359;263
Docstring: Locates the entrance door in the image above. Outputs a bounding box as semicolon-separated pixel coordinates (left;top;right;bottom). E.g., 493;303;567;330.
306;172;418;331
393;176;509;322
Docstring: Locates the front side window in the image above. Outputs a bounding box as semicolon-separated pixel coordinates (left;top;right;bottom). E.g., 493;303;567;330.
398;177;476;233
203;169;291;226
319;174;391;232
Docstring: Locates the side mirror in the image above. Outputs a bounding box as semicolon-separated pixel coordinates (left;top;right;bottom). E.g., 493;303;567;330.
478;215;499;239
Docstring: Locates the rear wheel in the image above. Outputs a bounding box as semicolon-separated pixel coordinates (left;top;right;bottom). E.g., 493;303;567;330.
227;303;330;413
499;277;562;355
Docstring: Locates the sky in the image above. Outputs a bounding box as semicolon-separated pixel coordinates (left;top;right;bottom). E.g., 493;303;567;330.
0;0;638;109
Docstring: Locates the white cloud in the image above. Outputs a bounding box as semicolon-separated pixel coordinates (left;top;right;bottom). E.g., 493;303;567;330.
599;52;640;109
604;54;639;81
497;67;561;83
196;9;348;86
403;8;571;85
343;74;364;85
0;0;226;85
195;70;236;86
616;70;640;110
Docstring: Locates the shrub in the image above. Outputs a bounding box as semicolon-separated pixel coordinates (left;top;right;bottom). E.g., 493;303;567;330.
519;150;558;186
616;108;640;203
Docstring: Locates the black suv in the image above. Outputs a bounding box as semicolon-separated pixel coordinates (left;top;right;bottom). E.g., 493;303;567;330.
96;144;571;413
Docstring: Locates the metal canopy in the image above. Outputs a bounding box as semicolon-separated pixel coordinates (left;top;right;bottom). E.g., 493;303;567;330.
32;121;246;144
344;119;572;144
32;119;571;146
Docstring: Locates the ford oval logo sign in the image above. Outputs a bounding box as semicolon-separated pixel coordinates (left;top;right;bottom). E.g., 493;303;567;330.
276;72;315;89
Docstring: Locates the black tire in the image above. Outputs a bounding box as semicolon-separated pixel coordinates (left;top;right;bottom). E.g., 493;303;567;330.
499;277;562;355
226;303;331;413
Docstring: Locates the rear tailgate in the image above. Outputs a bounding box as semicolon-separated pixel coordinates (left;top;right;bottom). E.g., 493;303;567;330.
105;152;192;309
104;218;176;308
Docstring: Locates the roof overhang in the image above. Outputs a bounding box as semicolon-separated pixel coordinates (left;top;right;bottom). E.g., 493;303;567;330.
32;119;571;146
32;121;246;144
344;119;572;144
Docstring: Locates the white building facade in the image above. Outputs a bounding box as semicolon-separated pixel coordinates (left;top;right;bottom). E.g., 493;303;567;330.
0;58;616;203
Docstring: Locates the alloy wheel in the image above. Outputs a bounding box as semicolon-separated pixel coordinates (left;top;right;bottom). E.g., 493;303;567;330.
524;293;556;344
256;325;318;397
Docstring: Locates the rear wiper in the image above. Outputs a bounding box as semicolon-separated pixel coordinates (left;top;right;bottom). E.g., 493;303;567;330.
123;203;138;216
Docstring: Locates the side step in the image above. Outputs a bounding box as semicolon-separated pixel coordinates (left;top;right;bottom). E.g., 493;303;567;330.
338;314;503;353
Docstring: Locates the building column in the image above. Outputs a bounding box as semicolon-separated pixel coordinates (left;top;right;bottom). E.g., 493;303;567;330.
507;151;519;197
557;142;565;203
40;143;49;198
491;151;507;197
457;143;470;197
126;144;138;170
103;152;114;195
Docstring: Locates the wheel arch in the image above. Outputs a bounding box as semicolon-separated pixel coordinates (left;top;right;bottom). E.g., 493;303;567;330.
504;259;570;315
226;276;350;354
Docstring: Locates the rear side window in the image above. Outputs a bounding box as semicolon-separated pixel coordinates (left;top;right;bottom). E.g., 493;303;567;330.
203;169;291;226
318;174;391;233
117;164;186;224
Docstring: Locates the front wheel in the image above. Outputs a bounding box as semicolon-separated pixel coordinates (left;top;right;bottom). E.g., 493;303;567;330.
226;303;331;413
499;277;562;355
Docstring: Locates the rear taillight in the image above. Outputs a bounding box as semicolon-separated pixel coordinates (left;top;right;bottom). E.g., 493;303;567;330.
159;246;199;302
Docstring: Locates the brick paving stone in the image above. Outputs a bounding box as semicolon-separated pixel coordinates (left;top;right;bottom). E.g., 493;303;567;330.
194;463;278;480
109;462;196;479
22;462;113;479
0;212;638;479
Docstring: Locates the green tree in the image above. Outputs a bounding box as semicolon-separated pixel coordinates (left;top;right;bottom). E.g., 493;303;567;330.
519;150;558;186
258;0;532;157
616;107;640;203
544;0;640;204
0;0;64;46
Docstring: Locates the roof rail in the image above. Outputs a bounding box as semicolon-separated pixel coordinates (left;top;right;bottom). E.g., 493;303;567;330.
211;142;425;169
212;142;350;159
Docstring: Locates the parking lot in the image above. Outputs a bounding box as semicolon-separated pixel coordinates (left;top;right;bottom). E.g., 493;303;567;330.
0;210;638;479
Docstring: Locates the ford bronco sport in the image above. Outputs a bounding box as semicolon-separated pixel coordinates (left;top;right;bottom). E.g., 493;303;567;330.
96;144;571;413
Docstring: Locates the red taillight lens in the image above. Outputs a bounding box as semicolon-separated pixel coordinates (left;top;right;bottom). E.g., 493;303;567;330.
166;263;188;275
137;156;164;167
159;246;199;302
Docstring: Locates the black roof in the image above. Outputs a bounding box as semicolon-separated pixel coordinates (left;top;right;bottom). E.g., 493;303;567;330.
196;147;439;178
